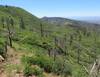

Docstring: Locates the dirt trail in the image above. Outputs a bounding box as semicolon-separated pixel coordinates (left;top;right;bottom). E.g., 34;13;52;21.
0;46;60;77
7;46;24;64
0;46;25;77
0;62;7;77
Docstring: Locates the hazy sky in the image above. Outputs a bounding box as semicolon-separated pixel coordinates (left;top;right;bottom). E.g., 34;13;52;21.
0;0;100;17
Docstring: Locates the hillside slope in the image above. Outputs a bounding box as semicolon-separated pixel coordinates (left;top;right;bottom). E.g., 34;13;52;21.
0;5;42;30
0;5;100;77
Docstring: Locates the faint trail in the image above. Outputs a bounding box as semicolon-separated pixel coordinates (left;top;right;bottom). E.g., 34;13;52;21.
0;46;25;77
0;62;7;77
0;46;60;77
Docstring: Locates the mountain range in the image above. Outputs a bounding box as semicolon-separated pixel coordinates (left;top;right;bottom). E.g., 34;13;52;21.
70;16;100;24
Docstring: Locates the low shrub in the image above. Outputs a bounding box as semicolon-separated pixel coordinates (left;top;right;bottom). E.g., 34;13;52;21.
21;55;34;65
52;58;72;76
23;64;43;77
21;55;72;76
21;55;53;72
32;65;43;76
31;55;53;72
23;64;33;77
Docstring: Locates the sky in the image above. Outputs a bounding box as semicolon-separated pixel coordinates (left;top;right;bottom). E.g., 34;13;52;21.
0;0;100;18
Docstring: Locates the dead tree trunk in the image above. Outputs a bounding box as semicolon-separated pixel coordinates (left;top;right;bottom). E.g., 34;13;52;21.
4;41;7;59
77;48;81;64
40;23;44;37
6;17;13;47
54;37;58;61
1;16;5;28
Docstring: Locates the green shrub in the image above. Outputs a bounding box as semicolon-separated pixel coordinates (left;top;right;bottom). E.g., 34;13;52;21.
21;55;34;65
23;64;43;77
62;63;72;76
52;59;63;75
21;33;40;45
21;55;53;73
23;64;33;77
52;58;72;76
31;55;54;73
32;65;43;76
21;55;72;76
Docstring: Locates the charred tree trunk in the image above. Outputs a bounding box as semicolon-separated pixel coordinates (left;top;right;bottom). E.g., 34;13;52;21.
1;17;5;28
53;37;58;61
8;35;12;47
54;49;57;61
19;17;25;29
6;17;13;47
40;23;44;37
77;49;81;64
4;41;7;59
48;48;51;57
69;35;73;46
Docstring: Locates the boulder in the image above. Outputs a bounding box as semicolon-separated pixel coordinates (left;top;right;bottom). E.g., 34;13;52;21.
0;55;4;62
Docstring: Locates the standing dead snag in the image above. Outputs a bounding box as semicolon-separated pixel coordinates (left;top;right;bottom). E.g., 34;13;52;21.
0;42;7;61
6;16;14;48
81;59;100;77
1;16;5;28
47;45;52;57
63;34;68;56
76;45;81;64
78;33;82;42
6;17;12;47
76;30;82;41
40;23;44;37
4;41;7;59
42;42;52;57
19;17;25;29
10;17;14;29
77;48;80;64
89;59;100;77
53;37;58;61
69;34;73;46
0;55;4;62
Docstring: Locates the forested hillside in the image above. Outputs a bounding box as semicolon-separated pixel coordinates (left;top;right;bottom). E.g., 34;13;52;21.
0;5;100;77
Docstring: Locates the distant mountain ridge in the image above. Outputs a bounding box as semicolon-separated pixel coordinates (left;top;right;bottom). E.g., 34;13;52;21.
41;17;100;28
41;17;74;25
71;16;100;24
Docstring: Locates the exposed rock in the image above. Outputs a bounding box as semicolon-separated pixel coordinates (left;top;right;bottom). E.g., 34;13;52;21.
0;55;4;62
